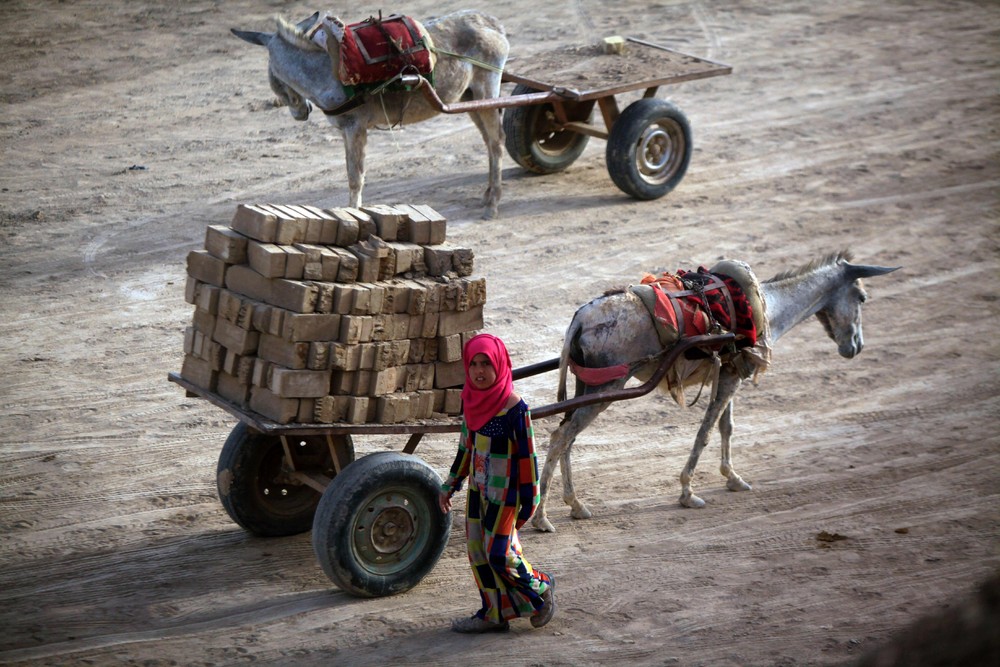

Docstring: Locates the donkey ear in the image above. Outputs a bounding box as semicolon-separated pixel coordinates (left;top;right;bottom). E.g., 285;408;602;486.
845;263;901;280
296;12;321;32
322;14;347;43
231;28;272;46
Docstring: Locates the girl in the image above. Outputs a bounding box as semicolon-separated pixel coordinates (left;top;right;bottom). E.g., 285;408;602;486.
438;333;556;633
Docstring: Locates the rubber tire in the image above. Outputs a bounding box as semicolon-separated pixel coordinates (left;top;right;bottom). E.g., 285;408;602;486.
503;83;591;174
606;98;692;200
216;422;355;537
312;452;450;598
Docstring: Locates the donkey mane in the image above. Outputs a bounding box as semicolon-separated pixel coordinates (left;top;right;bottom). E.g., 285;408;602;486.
765;249;854;284
275;15;323;51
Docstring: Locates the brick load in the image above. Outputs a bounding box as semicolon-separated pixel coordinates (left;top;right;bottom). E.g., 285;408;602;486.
180;203;481;424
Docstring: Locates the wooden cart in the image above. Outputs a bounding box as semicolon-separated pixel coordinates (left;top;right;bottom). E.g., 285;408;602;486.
168;332;733;598
401;37;731;200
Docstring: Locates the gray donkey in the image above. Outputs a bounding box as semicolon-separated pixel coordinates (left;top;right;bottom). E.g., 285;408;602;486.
533;251;899;532
232;11;509;218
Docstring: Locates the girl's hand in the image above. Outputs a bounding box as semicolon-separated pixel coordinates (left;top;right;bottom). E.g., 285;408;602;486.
438;490;452;514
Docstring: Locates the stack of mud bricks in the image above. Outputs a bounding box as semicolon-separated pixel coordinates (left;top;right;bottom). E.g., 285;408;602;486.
180;203;485;424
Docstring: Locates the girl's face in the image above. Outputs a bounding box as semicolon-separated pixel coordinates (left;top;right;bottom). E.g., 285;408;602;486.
468;353;497;390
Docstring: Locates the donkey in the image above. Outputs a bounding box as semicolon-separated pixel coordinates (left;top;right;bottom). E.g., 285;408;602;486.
532;251;899;532
232;11;509;219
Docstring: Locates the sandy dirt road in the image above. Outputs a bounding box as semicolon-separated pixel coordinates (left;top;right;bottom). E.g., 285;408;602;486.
0;1;997;665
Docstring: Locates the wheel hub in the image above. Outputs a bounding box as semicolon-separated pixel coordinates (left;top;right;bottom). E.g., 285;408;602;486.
370;505;415;554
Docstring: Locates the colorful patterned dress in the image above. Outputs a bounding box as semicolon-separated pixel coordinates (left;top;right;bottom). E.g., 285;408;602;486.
441;398;553;624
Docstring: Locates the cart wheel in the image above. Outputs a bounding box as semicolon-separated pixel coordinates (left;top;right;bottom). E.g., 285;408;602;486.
606;98;692;200
503;83;592;174
216;422;355;537
312;452;450;597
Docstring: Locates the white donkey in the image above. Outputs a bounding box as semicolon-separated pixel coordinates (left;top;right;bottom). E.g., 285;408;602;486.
232;11;509;219
533;251;899;532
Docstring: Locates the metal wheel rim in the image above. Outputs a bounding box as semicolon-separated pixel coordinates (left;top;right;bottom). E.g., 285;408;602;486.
350;486;431;576
636;120;685;185
532;107;579;156
255;439;320;517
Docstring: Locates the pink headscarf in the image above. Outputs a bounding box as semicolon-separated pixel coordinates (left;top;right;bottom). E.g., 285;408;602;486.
460;333;514;432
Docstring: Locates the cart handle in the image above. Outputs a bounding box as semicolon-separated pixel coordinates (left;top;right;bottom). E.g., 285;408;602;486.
399;73;573;114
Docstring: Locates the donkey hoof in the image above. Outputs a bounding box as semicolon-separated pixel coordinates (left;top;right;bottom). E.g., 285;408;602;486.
727;476;752;492
570;505;592;520
680;493;706;509
533;516;556;533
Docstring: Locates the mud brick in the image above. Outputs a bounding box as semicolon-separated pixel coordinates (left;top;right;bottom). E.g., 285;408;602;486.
332;210;360;246
372;313;409;340
413;390;435;418
353;370;372;395
236;298;255;330
249;386;300;424
421;310;439;338
416;279;444;312
340;315;374;344
330;371;355;395
360;204;405;241
251;303;270;332
237;355;256;384
437;334;464;362
297;398;316;423
444;388;462;414
252;358;271;387
204;340;226;371
267;307;285;337
399;365;419;392
269;367;330;398
328;247;358;282
422;337;439;363
270;279;318;313
247;241;286;278
437;306;484;337
452;247;475;277
281;245;305;279
332;283;362;315
184;276;200;305
282;313;341;342
258;205;306;245
404;280;428;314
412;204;448;245
314;395;349;423
183;327;197;355
258;333;309;369
343;207;376;240
357;343;376;370
397;208;432;245
213;317;260;354
307;342;330;370
369;367;399;395
217;289;241;323
435;359;465;388
384;241;424;276
433;388;446;413
376;393;413;423
204;225;249;264
407;314;425;339
225;264;272;305
345;396;369;424
348;246;380;283
222;349;241;375
231;204;278;242
318;247;340;281
187;249;227;287
284;205;326;243
407;338;426;364
329;342;362;371
217;371;250;406
359;282;385;314
372;340;409;371
195;284;220;314
384;282;410;314
370;314;388;342
191;307;216;337
312;282;335;313
181;354;217;392
349;283;371;315
464;276;488;307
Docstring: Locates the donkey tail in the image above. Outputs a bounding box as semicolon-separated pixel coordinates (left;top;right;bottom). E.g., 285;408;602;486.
557;312;582;403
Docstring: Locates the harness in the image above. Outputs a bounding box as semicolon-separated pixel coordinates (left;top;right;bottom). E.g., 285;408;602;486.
569;263;769;406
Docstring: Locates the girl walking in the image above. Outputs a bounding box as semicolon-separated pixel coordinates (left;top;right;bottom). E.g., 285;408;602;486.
438;333;556;633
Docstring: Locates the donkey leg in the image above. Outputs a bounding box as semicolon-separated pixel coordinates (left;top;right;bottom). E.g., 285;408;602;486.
679;370;741;508
719;400;752;492
336;115;367;208
533;418;571;533
466;107;504;220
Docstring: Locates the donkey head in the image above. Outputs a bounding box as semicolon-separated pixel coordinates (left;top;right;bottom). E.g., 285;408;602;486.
232;12;350;120
816;260;899;359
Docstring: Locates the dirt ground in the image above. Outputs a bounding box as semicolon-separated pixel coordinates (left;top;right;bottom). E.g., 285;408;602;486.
1;1;998;665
